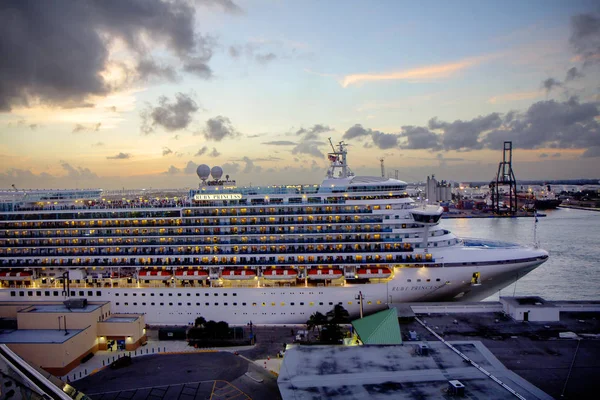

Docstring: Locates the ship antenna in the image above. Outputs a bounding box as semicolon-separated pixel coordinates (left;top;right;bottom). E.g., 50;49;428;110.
533;210;539;249
328;137;336;153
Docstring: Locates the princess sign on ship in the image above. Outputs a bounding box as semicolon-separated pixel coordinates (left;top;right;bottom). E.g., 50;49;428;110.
0;141;548;325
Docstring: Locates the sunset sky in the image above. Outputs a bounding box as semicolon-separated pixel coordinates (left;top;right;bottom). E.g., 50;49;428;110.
1;0;599;190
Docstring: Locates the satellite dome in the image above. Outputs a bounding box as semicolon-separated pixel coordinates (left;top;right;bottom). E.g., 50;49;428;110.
196;164;210;180
211;166;223;180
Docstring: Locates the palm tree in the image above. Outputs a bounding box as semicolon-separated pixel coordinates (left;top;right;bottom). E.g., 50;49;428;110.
306;312;327;339
327;304;350;324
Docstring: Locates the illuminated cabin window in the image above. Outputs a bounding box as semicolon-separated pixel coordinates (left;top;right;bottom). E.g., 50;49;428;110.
309;302;314;306
376;300;382;305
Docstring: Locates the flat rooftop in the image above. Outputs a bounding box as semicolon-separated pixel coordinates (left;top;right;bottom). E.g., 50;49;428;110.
20;303;106;313
278;343;551;399
0;328;87;344
104;316;140;323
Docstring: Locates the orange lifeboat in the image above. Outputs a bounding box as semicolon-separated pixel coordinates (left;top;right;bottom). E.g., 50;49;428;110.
357;267;392;279
263;269;298;280
307;268;343;280
221;269;256;280
175;270;209;280
0;271;33;281
138;270;172;280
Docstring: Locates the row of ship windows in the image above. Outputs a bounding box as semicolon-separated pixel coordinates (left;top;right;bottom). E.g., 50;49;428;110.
113;300;383;307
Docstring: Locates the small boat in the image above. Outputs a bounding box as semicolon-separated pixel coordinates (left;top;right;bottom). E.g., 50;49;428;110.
262;269;298;280
307;268;343;280
356;267;392;279
0;271;33;281
174;270;209;280
221;269;256;280
138;270;173;280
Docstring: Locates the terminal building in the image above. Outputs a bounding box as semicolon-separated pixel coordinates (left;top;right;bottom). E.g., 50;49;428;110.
0;299;146;375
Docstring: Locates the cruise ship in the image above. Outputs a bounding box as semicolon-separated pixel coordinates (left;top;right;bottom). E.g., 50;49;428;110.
0;142;548;325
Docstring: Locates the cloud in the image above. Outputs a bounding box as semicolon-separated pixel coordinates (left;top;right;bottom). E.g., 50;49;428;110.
209;147;221;157
539;153;549;158
429;113;502;151
399;126;442;150
165;165;181;175
106;152;132;160
565;67;584;82
542;78;562;93
292;141;324;158
200;116;239;141
59;161;98;180
239;157;261;173
162;147;173;156
72;122;101;133
221;162;241;174
581;146;600;158
229;46;241;58
296;124;333;141
184;161;198;174
0;0;228;111
255;52;277;64
343;124;373;140
92;142;105;147
141;93;199;134
137;58;178;82
340;55;492;87
371;132;399;149
483;97;600;150
569;13;600;66
195;146;209;156
263;140;296;146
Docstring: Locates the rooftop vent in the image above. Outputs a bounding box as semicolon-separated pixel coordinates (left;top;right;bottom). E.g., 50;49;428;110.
63;298;88;309
448;380;465;396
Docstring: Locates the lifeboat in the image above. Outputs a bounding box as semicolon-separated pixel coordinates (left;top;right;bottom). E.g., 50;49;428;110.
307;268;343;280
138;270;173;280
221;269;256;280
0;271;33;281
175;270;209;280
263;269;298;280
357;267;392;279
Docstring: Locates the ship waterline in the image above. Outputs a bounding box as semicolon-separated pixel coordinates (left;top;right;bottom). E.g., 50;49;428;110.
0;142;548;325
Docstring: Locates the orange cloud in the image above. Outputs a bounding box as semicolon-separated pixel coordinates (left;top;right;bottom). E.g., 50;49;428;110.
487;90;543;104
340;55;493;88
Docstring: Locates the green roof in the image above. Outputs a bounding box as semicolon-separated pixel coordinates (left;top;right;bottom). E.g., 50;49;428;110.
351;308;402;345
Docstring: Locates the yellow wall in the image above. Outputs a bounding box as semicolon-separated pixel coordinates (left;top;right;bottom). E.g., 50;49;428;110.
16;303;111;330
6;326;96;374
0;303;54;318
97;314;146;342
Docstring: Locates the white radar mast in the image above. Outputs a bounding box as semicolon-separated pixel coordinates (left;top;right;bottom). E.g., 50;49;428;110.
326;138;354;179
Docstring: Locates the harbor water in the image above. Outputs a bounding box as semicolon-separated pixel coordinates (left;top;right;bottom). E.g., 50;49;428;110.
442;208;600;301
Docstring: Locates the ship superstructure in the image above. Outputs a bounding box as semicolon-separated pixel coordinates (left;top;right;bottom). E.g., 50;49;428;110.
0;142;548;325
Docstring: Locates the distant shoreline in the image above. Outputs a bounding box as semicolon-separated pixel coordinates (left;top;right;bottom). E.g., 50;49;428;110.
558;204;600;212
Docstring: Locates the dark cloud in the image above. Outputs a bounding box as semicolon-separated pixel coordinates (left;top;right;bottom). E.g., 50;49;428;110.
247;133;265;138
570;13;600;65
371;132;399;149
343;124;372;140
162;147;173;156
429;113;502;151
539;153;549;158
296;124;333;141
209;147;221;157
565;67;584;82
195;146;209;156
106;152;132;160
141;93;199;134
239;157;261;173
483;97;600;150
221;161;241;174
0;0;234;111
72;122;101;134
582;146;600;158
292;141;324;158
229;46;241;58
399;126;442;150
137;58;178;82
59;161;98;180
184;161;198;174
200;116;239;141
542;78;562;93
263;140;296;146
165;165;181;175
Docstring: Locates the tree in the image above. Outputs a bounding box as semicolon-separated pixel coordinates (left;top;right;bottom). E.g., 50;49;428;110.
306;312;327;337
327;304;350;324
194;316;207;327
